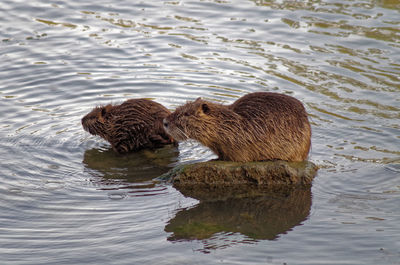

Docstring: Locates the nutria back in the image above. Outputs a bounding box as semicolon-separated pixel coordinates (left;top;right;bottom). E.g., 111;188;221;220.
163;92;311;162
82;99;174;154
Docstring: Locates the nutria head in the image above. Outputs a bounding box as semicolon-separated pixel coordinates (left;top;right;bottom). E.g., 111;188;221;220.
82;99;175;154
81;104;113;139
164;98;207;140
163;98;242;153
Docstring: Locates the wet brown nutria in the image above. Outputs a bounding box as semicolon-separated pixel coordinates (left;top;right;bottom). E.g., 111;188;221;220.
163;92;311;162
82;99;175;154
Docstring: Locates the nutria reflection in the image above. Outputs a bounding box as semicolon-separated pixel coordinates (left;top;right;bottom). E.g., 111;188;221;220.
83;145;178;184
165;187;312;252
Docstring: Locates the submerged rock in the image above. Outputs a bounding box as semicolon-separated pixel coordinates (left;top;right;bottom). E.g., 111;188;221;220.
159;160;318;201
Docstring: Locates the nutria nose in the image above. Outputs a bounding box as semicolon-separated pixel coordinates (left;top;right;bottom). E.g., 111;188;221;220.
163;118;169;129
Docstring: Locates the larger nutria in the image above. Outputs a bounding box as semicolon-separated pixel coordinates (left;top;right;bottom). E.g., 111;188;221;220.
82;99;175;154
163;92;311;162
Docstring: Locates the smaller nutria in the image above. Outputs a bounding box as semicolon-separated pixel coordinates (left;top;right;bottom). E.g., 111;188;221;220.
82;99;174;154
163;92;311;162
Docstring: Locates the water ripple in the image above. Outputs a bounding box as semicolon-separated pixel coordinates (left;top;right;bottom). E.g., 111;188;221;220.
1;0;399;264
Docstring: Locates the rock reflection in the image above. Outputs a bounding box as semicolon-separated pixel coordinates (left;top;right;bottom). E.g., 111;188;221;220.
165;187;312;251
82;145;179;185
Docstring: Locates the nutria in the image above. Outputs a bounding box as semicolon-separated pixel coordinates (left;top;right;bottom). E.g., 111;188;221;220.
82;99;174;154
163;92;311;162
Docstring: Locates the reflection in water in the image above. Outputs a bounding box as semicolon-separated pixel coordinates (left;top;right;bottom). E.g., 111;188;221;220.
83;145;179;186
83;143;313;251
165;187;312;253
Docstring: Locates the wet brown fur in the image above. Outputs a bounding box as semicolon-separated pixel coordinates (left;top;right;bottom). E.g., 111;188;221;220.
82;99;174;154
163;92;311;162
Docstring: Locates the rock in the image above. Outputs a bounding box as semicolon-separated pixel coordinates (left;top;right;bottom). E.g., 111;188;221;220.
158;160;318;201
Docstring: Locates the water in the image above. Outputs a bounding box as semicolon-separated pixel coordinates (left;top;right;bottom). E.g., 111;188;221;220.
1;0;399;264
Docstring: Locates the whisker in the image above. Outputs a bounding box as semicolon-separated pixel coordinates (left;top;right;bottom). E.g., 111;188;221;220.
177;126;189;139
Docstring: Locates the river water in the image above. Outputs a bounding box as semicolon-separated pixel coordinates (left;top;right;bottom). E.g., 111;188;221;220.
0;0;399;264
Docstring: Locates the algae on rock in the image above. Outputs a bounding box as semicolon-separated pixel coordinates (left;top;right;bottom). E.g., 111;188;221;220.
159;160;318;201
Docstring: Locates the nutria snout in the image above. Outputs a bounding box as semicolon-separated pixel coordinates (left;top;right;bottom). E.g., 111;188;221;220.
82;99;175;154
164;92;311;162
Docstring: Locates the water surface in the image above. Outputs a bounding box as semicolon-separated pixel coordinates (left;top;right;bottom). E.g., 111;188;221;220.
0;0;399;264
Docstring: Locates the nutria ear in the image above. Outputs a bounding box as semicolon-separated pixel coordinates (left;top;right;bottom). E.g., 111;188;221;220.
201;103;210;115
98;105;111;122
101;107;107;117
194;97;202;102
100;105;112;117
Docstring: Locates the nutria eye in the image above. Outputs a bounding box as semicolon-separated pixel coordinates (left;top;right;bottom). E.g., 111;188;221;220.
163;119;168;128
